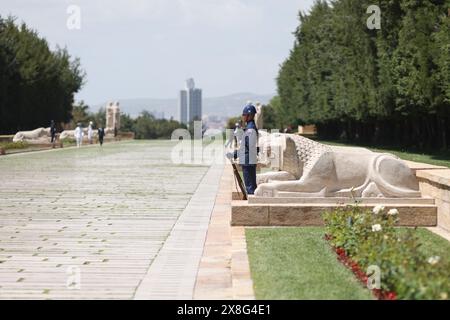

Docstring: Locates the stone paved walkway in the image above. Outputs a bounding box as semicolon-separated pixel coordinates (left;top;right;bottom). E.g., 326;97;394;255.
0;141;220;299
194;165;255;300
134;164;223;299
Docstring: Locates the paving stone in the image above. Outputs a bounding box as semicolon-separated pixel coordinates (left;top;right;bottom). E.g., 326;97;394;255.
194;166;255;300
0;141;210;299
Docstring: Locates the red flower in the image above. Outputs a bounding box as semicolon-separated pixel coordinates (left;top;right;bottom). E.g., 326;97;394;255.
356;271;365;279
386;292;397;300
336;248;345;255
328;240;398;301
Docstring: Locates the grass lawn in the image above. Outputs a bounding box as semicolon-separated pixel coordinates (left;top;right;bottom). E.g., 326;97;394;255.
245;227;373;300
317;139;450;168
246;227;450;300
405;228;450;263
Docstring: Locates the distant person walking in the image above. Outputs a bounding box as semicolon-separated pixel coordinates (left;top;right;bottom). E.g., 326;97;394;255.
234;122;243;149
98;127;105;146
74;123;84;148
225;122;241;149
88;121;94;144
50;120;57;144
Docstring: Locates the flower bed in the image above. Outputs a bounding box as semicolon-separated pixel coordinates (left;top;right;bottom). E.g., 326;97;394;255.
325;234;396;300
323;205;449;300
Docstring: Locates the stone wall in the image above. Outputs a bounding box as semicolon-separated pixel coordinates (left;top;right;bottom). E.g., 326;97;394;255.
405;161;450;232
0;135;14;143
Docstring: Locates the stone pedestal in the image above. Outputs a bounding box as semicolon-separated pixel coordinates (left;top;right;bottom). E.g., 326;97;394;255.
231;199;437;227
416;169;450;232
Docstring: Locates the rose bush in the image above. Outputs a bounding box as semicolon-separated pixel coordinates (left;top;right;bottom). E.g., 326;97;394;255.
323;206;449;300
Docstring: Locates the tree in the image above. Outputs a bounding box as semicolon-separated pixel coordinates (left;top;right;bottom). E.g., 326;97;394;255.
276;0;450;150
0;16;85;134
432;7;450;149
227;116;241;130
92;107;106;128
263;96;282;130
120;113;134;132
133;111;187;139
70;101;90;127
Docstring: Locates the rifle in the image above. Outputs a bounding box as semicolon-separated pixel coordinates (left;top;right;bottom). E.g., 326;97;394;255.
230;161;248;201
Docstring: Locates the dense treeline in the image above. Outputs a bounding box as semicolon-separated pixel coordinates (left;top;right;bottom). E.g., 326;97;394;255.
275;0;450;150
71;103;187;139
132;111;187;139
0;16;84;134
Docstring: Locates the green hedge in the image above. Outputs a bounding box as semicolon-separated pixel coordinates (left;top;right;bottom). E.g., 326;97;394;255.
323;206;449;300
60;138;76;145
0;141;28;150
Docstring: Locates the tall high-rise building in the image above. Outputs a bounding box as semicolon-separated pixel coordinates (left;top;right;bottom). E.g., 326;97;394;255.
188;87;202;122
178;90;187;124
178;78;202;125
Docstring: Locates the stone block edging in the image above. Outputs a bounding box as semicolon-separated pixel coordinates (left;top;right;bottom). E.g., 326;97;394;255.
412;167;450;232
194;165;255;300
231;201;437;227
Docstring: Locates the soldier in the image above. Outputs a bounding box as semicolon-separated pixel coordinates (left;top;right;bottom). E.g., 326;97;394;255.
98;127;105;146
74;123;83;148
50;120;57;144
228;103;259;195
87;121;94;144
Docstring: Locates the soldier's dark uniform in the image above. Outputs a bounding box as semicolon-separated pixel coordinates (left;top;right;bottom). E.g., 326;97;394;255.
50;120;57;143
236;104;259;195
98;128;105;146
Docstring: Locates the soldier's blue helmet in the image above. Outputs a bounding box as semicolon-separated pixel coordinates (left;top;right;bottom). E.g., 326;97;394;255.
242;104;257;115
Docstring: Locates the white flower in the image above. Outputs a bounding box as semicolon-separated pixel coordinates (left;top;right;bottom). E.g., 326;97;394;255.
373;205;385;215
372;224;382;232
428;256;441;265
388;208;399;216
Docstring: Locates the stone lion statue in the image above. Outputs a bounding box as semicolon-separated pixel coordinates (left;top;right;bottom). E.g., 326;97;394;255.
13;128;51;144
255;133;421;198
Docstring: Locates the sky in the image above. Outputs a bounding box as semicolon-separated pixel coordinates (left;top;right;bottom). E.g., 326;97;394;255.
2;0;315;105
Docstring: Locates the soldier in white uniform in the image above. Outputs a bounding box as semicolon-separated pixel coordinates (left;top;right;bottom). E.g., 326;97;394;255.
74;123;84;148
87;121;94;144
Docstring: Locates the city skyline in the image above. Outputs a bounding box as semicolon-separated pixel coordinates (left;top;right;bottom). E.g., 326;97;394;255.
179;78;202;124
